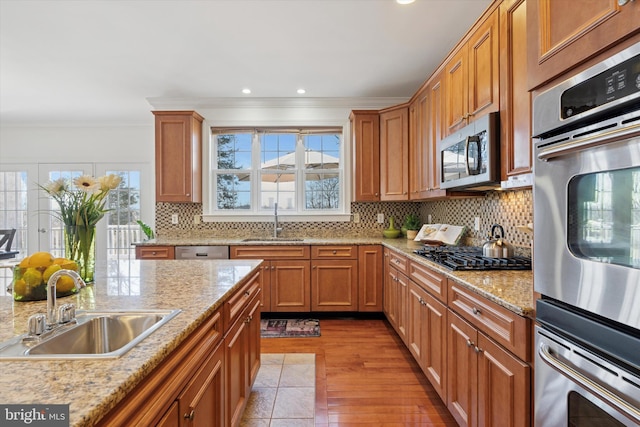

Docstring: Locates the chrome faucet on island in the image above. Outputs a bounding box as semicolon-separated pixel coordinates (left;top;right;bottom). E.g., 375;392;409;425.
273;202;282;238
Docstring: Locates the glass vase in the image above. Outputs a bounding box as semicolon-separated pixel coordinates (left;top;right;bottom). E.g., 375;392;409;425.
64;225;95;284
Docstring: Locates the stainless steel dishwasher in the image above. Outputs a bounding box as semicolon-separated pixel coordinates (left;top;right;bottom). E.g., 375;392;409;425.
174;246;229;260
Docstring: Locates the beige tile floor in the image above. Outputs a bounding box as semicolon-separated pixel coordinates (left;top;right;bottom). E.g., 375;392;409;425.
240;353;316;427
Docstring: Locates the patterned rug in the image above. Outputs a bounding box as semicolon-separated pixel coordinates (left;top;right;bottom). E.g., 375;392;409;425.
260;318;321;338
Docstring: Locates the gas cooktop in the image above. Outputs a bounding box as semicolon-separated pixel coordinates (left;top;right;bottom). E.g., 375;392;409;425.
413;246;532;271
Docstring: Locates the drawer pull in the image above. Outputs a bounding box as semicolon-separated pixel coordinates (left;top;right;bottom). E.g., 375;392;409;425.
184;410;195;421
333;250;337;254
151;251;157;255
472;307;482;315
474;345;483;354
244;291;250;297
466;339;474;348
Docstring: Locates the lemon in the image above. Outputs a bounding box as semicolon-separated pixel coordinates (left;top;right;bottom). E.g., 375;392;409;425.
43;264;61;282
28;252;54;268
12;279;28;297
22;268;43;286
18;256;30;268
60;260;78;271
56;275;76;293
53;257;68;265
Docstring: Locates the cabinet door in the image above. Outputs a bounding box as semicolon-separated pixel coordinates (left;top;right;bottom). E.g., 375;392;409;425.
467;9;499;121
311;259;358;311
156;402;179;427
500;0;532;187
247;294;262;387
257;263;271;312
395;271;409;344
428;72;447;196
153;111;203;203
477;333;531;427
270;260;310;312
527;0;640;89
384;264;397;327
422;292;448;402
358;245;383;312
408;282;425;362
350;111;380;201
135;245;175;260
446;47;469;134
379;106;409;201
178;342;225;427
225;314;249;427
409;89;432;200
447;310;478;427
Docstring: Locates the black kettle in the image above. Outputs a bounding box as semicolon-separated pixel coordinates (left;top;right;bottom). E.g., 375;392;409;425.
482;224;515;258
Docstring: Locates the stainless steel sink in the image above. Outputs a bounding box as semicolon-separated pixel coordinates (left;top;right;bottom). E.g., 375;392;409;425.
0;309;180;360
241;238;304;242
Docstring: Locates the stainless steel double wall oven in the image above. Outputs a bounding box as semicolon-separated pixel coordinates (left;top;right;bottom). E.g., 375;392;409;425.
533;42;640;426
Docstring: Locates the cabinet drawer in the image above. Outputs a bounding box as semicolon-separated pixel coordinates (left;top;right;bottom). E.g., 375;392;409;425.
409;261;446;303
135;245;175;260
448;280;530;361
311;245;357;259
230;245;310;260
388;250;409;275
224;270;262;330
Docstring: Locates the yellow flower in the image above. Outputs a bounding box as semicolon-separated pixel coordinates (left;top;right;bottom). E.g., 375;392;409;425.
74;175;99;193
98;174;122;192
43;178;67;196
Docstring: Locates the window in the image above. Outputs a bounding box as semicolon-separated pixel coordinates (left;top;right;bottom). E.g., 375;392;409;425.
206;127;348;220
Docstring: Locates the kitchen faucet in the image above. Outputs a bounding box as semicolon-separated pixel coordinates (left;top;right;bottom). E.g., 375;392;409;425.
46;269;86;327
273;202;282;238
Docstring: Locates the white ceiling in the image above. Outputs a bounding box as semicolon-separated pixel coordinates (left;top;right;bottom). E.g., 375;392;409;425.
0;0;492;126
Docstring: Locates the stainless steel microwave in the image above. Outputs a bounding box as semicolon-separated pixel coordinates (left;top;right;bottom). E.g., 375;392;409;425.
438;112;500;190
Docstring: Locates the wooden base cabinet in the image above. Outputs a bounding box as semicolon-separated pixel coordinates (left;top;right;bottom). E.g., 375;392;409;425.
135;245;175;260
311;245;358;311
447;310;530;427
358;245;383;312
383;249;409;344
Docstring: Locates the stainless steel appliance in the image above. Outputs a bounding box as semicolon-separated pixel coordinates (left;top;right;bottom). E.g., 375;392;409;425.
413;246;531;270
439;111;500;190
533;42;640;426
174;246;229;260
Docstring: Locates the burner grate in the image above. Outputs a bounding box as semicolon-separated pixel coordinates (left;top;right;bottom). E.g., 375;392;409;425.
413;246;531;271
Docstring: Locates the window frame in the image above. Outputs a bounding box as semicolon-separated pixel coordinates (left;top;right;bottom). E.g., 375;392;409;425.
203;126;352;222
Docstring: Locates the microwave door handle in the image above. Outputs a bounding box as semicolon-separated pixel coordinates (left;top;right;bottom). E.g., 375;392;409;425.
465;135;481;175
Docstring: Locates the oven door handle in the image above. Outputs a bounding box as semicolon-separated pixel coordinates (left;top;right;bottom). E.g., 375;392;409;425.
465;135;481;175
538;343;640;423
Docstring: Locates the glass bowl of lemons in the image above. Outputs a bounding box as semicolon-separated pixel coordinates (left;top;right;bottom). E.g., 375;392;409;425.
12;252;80;302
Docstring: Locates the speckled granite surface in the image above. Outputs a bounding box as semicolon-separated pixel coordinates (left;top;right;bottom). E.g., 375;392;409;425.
137;236;534;316
0;259;262;427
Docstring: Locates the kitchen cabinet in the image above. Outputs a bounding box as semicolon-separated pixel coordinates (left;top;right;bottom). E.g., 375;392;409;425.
445;9;499;135
379;105;409;201
409;88;430;200
230;245;311;312
358;245;383;312
527;0;640;90
350;110;380;202
96;310;225;426
383;248;409;344
135;245;175;260
500;0;532;189
311;245;358;311
447;310;530;427
153;111;204;203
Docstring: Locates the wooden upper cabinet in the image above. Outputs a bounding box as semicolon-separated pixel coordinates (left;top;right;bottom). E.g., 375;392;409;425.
500;0;533;188
445;9;500;135
380;105;409;201
350;111;380;202
527;0;640;90
428;71;447;197
409;88;430;200
153;111;204;203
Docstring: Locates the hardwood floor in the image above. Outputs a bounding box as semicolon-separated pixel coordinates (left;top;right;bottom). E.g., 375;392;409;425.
260;316;457;426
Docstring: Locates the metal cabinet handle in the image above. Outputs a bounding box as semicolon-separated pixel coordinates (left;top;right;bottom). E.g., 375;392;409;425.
618;0;633;5
466;339;473;348
474;345;482;354
332;250;337;255
184;410;195;421
472;307;481;315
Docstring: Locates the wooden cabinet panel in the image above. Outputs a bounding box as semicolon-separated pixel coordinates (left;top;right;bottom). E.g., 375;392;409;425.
380;106;409;201
383;250;396;325
157;402;179;427
409;260;447;304
311;245;357;259
225;307;249;427
230;245;310;260
270;260;311;312
527;0;640;90
153;111;203;203
500;0;533;188
446;47;469;133
246;295;262;387
350;110;380;201
448;281;530;361
256;264;271;312
224;270;261;331
135;245;175;260
447;310;478;427
387;250;409;275
311;259;358;311
358;245;383;312
477;334;530;427
409;89;431;200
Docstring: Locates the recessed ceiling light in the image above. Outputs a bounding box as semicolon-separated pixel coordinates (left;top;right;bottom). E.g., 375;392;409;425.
396;0;415;4
242;88;251;94
297;88;306;94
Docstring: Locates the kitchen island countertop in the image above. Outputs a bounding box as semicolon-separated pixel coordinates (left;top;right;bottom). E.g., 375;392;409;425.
0;258;262;427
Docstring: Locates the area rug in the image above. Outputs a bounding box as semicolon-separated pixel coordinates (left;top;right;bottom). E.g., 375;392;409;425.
260;318;320;338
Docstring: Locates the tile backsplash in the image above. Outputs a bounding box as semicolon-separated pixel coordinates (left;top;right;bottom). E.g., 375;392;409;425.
155;189;533;252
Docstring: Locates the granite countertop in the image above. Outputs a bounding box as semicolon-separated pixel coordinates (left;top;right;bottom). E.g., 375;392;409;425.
0;259;262;427
138;236;534;316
